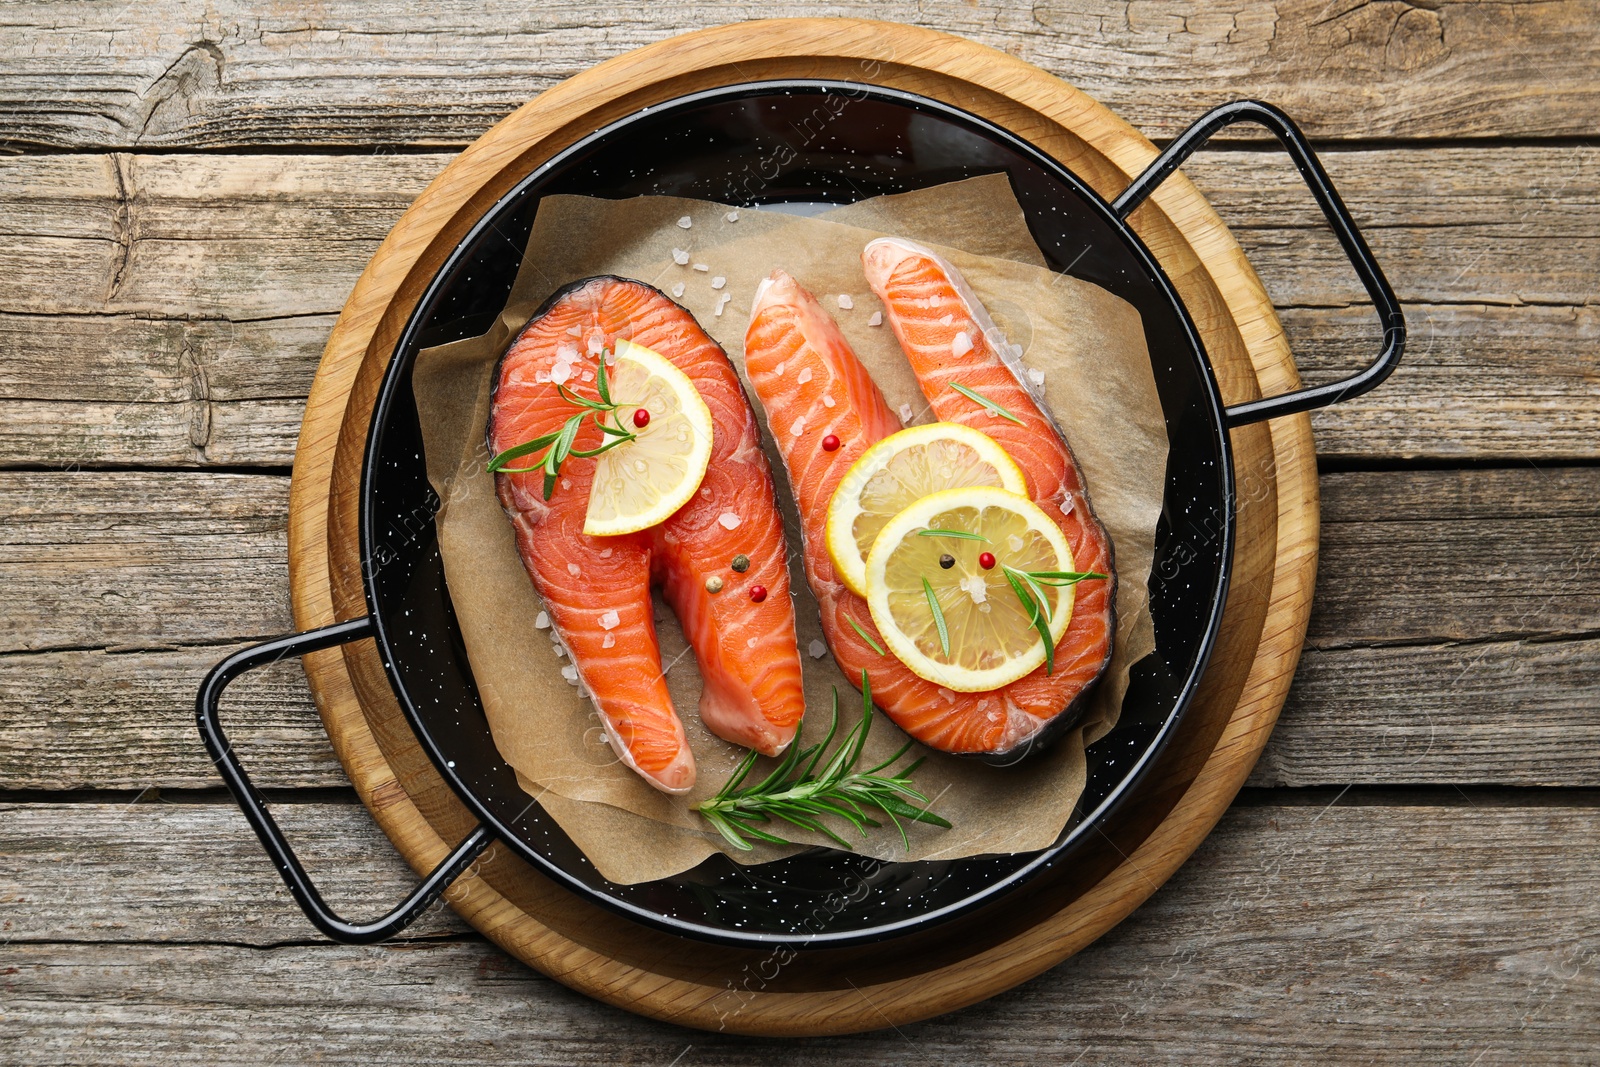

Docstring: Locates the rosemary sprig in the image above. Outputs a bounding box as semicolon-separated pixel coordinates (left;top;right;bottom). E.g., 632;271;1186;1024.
693;673;951;852
486;353;637;500
921;576;951;658
916;528;990;542
948;381;1023;425
845;615;886;657
999;564;1108;675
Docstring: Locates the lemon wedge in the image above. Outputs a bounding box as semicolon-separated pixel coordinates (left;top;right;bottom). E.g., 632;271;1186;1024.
825;423;1027;597
863;486;1076;692
584;338;714;536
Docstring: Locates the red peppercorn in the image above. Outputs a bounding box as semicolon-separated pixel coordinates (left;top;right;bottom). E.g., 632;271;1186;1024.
748;584;768;603
821;433;840;452
632;408;651;428
978;551;996;570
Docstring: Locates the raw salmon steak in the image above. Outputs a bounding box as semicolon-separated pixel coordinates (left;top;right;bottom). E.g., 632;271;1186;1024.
489;277;806;794
745;265;1113;761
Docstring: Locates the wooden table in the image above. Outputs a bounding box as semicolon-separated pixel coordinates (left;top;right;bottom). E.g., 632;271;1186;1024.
2;4;1597;1062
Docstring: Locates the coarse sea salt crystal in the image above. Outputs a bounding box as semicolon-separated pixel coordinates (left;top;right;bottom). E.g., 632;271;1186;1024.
534;611;550;629
602;633;615;649
671;282;685;298
837;294;853;310
677;215;693;229
711;276;726;290
693;263;709;272
796;366;812;385
566;563;580;576
561;664;579;684
587;333;604;355
937;687;956;703
561;477;571;491
899;403;914;423
672;247;690;265
556;342;579;362
773;360;785;376
581;369;593;382
1060;491;1075;515
808;639;827;659
790;415;806;437
714;292;732;317
1028;367;1046;386
940;313;954;327
951;331;973;357
717;511;741;530
534;369;550;384
566;325;582;337
868;311;882;326
599;547;613;558
554;645;568;659
599;609;620;631
725;210;740;222
822;394;835;408
747;636;758;648
1008;534;1024;551
549;362;573;385
960;575;988;604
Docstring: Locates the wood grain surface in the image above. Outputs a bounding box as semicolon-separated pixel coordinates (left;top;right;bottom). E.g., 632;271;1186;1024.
0;4;1595;1063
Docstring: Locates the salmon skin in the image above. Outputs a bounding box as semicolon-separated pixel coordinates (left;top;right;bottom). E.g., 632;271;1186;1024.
488;276;806;794
745;265;1113;763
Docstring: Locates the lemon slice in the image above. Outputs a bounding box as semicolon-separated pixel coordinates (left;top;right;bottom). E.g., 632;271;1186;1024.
826;423;1027;597
584;338;714;536
863;486;1076;692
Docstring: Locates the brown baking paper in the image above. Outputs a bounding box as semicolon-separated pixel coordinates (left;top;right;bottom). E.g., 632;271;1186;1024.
413;174;1167;884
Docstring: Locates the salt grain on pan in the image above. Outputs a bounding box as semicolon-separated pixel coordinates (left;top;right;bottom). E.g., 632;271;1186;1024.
725;210;740;222
534;611;551;629
561;664;579;684
672;247;690;265
671;282;685;298
868;311;882;326
717;511;741;530
714;292;732;317
598;609;620;631
837;294;853;310
789;415;806;437
796;366;812;385
677;215;693;229
1027;367;1046;386
693;263;709;272
808;640;827;659
711;276;726;290
554;645;568;659
951;331;973;357
899;403;914;422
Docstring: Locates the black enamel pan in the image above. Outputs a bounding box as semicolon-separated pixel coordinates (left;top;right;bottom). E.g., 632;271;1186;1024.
198;83;1403;949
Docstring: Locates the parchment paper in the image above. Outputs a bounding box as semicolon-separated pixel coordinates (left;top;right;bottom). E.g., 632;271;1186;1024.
413;174;1168;884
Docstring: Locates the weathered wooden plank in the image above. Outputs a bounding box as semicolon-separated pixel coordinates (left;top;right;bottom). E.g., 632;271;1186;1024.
1250;635;1600;788
0;471;291;654
1310;468;1600;647
1;802;1596;1062
0;468;1595;791
0;2;1597;149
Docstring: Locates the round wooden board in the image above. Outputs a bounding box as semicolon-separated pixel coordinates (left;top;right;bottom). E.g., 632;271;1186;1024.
286;19;1315;1036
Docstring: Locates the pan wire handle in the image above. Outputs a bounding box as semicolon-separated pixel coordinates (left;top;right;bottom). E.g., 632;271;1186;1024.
1113;99;1405;427
196;617;495;944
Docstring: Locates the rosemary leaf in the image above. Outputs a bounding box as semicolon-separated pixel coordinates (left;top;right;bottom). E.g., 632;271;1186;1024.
948;381;1024;425
845;615;887;656
922;576;951;659
915;528;990;542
